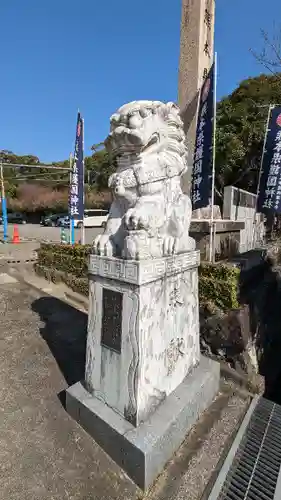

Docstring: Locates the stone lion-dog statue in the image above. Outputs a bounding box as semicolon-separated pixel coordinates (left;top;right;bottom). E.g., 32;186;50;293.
93;100;195;260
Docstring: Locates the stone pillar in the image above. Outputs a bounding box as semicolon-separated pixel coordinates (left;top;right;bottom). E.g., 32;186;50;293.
85;252;201;427
178;0;215;194
65;100;220;490
66;252;219;489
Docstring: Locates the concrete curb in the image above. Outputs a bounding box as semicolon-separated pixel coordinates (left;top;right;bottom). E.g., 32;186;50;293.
7;265;88;313
64;291;88;309
66;357;220;490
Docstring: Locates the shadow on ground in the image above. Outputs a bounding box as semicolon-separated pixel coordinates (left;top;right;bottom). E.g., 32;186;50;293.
239;256;281;404
32;296;87;387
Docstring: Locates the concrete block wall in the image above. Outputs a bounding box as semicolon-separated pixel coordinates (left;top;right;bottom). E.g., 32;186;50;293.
223;186;265;252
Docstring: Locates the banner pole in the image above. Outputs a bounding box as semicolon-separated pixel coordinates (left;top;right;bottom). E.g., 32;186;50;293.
69;152;75;245
252;104;274;246
0;160;8;243
81;118;85;245
209;52;217;263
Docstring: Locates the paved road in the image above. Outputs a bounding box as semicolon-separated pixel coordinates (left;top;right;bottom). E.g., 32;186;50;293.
2;224;102;244
0;271;250;500
0;274;139;500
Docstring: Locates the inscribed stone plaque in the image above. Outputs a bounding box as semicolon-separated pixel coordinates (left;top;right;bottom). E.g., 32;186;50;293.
101;288;123;353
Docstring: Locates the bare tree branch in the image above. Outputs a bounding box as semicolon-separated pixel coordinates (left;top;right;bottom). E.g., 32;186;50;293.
261;29;281;66
250;27;281;76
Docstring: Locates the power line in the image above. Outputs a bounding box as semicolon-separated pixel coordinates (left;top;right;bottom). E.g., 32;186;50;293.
6;178;69;183
4;172;69;178
1;162;71;171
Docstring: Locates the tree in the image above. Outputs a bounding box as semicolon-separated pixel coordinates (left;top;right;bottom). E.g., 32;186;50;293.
215;73;281;199
86;143;117;190
0;147;115;214
251;28;281;76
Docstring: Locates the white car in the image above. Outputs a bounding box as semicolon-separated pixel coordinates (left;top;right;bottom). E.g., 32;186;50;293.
74;209;108;229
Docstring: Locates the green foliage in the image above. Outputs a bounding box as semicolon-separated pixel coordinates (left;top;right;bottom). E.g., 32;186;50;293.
38;243;91;277
0;146;115;213
36;243;91;295
4;73;281;210
35;264;89;296
37;244;241;310
86;143;117;190
216;73;281;198
6;183;17;198
199;263;240;311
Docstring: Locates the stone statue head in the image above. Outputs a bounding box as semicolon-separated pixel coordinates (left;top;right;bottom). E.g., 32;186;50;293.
105;100;188;178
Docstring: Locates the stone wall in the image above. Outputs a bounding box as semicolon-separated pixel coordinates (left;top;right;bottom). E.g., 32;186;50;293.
223;186;265;252
190;220;244;261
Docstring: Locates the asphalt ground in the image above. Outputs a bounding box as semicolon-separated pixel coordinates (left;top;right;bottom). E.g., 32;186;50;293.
0;269;250;500
1;223;102;245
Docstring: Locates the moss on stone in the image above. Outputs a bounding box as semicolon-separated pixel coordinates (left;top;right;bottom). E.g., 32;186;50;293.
199;262;240;311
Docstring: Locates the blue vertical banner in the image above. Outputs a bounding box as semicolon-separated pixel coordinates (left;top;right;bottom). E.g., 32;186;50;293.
69;112;84;220
257;106;281;214
191;63;215;210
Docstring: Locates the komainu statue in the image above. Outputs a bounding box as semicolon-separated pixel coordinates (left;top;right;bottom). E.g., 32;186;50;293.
93;100;195;260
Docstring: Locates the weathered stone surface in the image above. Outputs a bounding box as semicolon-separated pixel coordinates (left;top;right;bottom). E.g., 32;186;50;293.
237;247;281;403
88;251;200;285
178;0;215;193
192;205;221;220
93;100;195;260
86;252;201;427
190;220;245;261
200;303;258;375
74;95;222;491
66;356;220;490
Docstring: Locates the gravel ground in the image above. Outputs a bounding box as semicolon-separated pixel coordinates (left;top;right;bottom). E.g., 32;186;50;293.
0;278;139;500
0;274;251;499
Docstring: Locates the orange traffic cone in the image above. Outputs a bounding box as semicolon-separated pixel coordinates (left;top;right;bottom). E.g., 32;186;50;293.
12;225;20;244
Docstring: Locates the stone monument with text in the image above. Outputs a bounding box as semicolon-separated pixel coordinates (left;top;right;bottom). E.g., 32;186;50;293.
179;0;215;194
66;100;220;489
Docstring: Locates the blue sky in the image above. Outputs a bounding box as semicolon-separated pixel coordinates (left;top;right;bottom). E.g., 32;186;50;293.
0;0;279;162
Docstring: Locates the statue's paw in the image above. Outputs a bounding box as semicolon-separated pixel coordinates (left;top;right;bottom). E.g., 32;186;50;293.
122;235;138;260
92;234;114;256
125;209;149;231
163;236;179;256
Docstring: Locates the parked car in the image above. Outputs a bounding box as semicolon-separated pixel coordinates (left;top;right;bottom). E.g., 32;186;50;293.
40;213;67;227
56;216;70;228
0;212;26;224
73;209;108;229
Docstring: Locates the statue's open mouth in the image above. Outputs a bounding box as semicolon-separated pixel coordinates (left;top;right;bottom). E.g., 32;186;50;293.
106;127;160;156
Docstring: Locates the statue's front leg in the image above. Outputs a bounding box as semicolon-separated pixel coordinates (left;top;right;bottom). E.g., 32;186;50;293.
125;207;150;232
92;201;123;256
124;194;165;233
169;195;195;253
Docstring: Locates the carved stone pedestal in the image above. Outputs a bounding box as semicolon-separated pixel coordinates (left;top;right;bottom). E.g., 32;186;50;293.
66;251;220;489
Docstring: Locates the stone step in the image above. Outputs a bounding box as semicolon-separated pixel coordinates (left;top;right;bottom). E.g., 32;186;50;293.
145;382;251;500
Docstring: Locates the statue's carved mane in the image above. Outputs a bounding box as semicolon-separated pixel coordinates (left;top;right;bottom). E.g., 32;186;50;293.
93;100;194;260
107;101;188;180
